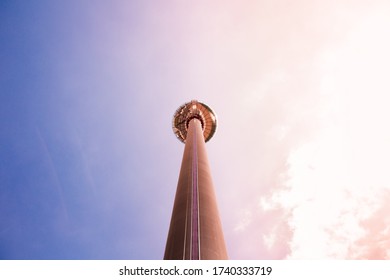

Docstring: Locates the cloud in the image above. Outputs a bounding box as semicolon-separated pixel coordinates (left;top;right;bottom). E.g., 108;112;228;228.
266;7;390;259
221;2;390;259
347;190;390;259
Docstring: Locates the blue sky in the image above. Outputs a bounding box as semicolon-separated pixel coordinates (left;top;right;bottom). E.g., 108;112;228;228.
1;1;183;259
2;1;390;260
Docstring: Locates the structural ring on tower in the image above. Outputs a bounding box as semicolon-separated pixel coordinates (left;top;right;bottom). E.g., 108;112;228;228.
172;100;217;143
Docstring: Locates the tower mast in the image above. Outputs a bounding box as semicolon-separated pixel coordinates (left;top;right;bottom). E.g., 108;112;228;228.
164;100;228;260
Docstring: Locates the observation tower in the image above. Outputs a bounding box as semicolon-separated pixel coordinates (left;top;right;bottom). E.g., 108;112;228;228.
164;100;228;260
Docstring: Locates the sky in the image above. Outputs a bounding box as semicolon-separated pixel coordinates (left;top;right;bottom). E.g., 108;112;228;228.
1;0;390;260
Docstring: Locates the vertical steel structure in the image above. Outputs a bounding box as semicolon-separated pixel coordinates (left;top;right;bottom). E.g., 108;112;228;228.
164;100;228;260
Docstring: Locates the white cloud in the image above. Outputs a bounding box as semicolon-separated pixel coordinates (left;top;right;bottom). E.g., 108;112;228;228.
269;8;390;259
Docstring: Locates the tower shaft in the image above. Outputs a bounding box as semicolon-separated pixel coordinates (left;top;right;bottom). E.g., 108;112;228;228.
164;118;228;260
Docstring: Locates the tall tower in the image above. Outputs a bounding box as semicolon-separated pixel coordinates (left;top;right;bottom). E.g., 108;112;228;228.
164;100;228;260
